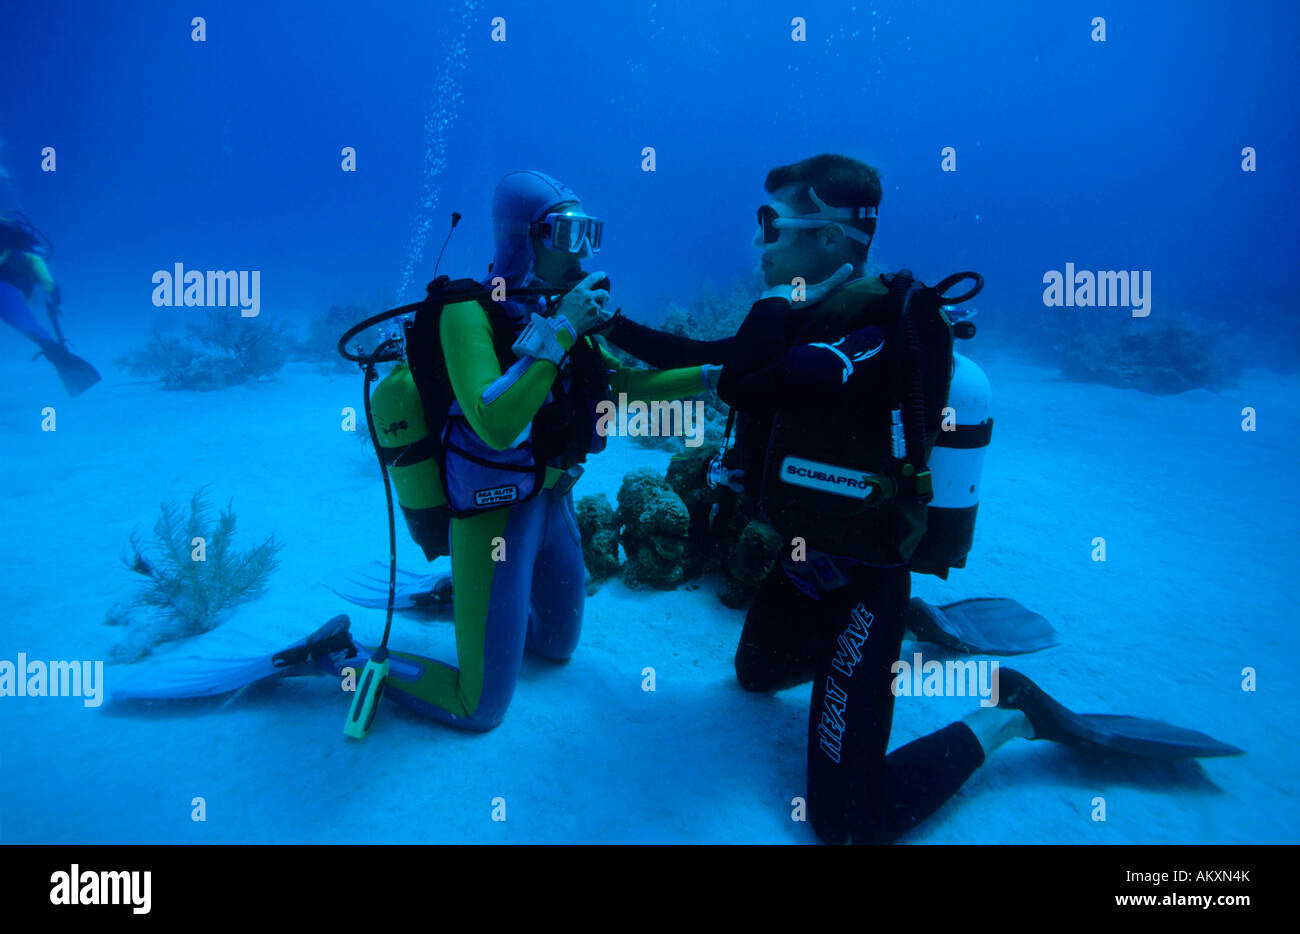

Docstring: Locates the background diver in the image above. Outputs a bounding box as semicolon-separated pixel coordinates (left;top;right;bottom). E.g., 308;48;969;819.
0;212;101;395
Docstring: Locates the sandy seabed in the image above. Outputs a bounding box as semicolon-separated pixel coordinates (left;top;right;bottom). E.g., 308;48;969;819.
1;348;1295;844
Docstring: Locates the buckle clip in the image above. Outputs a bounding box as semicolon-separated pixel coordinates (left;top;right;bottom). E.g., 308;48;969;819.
552;464;584;497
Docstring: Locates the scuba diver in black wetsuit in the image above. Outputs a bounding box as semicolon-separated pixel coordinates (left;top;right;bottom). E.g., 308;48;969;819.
599;153;1242;844
0;212;101;395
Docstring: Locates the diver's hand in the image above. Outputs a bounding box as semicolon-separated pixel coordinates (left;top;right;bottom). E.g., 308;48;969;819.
702;364;723;392
556;271;611;335
761;263;856;305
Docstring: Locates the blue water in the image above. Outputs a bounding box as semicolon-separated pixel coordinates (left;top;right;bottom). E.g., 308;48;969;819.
5;0;1295;325
1;0;1297;844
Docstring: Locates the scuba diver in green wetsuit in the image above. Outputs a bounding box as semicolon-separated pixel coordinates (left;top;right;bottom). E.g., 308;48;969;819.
115;173;713;738
0;212;100;395
352;170;709;731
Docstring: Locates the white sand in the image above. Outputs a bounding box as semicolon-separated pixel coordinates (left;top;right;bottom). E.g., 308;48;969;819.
1;350;1295;843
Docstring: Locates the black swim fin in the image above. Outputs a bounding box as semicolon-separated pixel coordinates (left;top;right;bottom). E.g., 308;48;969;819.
905;597;1058;655
41;340;101;396
997;668;1244;759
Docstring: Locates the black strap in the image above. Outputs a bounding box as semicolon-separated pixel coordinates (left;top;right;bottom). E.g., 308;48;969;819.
587;308;624;335
721;407;738;454
375;435;436;469
935;418;994;450
882;270;937;504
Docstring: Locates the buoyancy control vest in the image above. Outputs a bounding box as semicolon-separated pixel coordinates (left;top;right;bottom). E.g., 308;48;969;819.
366;276;611;560
753;269;987;574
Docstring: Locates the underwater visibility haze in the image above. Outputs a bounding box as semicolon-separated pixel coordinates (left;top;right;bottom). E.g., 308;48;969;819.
0;0;1296;848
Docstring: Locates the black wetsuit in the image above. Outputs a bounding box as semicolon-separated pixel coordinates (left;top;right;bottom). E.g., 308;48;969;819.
605;298;987;844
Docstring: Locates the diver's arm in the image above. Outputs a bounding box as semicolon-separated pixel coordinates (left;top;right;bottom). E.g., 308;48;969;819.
716;322;887;409
597;345;706;401
439;300;573;450
603;314;735;369
29;254;56;294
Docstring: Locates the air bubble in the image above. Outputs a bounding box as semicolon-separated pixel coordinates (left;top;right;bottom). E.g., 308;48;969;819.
397;0;483;299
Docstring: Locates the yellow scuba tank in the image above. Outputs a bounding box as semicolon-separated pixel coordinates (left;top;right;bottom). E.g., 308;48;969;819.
339;274;571;565
369;362;451;560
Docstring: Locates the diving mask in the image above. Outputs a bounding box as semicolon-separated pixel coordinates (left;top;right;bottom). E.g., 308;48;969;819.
532;211;604;255
757;187;876;246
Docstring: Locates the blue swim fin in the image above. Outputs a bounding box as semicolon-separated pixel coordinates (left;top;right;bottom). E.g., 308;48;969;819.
109;616;356;702
41;339;101;396
109;616;456;726
325;561;452;614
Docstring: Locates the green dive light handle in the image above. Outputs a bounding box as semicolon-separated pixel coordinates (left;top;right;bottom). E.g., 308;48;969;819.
344;648;391;740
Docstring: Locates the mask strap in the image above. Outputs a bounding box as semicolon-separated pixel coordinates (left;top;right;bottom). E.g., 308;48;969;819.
808;186;877;224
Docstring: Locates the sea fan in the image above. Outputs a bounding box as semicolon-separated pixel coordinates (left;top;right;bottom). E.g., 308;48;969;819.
116;312;289;390
119;487;281;652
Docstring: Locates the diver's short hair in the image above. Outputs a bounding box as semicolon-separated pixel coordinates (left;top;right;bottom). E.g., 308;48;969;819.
765;153;881;239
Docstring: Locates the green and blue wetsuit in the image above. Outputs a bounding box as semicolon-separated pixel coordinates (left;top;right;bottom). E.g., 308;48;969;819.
371;297;704;730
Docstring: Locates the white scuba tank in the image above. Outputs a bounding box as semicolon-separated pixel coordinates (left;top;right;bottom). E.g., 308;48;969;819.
909;351;992;577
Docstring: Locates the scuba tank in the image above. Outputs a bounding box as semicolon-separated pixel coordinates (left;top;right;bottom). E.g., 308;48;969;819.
368;362;450;561
908;342;992;579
